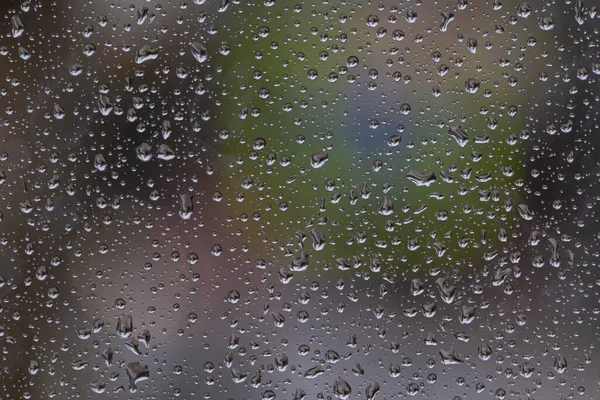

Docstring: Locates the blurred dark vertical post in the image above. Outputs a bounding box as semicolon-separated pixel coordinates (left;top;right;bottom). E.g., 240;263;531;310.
0;1;229;397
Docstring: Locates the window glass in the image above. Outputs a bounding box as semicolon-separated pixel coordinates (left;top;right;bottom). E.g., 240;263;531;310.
0;1;598;399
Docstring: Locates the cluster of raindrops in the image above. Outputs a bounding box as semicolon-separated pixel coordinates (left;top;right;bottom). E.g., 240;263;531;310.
0;0;598;399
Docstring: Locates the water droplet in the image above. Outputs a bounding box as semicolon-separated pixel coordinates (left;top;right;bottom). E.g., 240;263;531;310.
554;354;568;373
440;12;454;31
538;16;555;30
11;16;24;37
407;170;436;187
179;193;194;220
190;42;208;63
333;377;352;400
135;44;159;64
365;381;380;400
125;362;149;392
440;348;464;364
310;152;328;168
304;365;324;379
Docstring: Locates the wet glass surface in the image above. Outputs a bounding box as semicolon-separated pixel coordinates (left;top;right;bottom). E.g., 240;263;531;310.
1;0;600;399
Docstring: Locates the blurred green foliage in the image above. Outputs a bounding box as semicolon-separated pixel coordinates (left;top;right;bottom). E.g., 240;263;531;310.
202;0;554;277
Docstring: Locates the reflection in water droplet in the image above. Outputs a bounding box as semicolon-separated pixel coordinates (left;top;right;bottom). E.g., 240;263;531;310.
135;44;159;64
304;365;324;379
333;377;352;400
310;152;329;168
11;16;24;37
365;381;380;400
125;362;149;392
190;42;208;63
440;348;464;365
407;170;436;186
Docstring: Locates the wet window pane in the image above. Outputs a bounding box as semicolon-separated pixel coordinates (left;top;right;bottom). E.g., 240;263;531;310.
1;0;599;399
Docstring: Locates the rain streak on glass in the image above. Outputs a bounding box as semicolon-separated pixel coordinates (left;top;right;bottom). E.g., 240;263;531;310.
0;0;599;399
